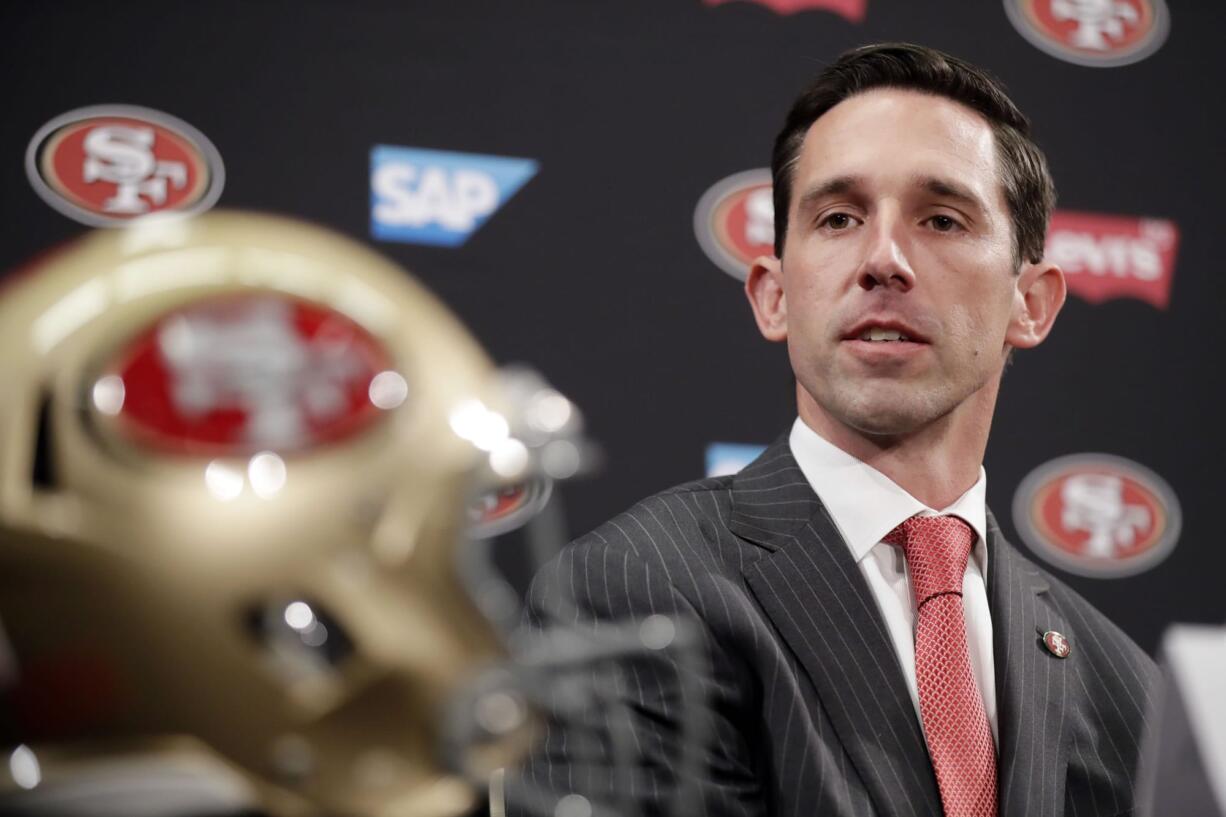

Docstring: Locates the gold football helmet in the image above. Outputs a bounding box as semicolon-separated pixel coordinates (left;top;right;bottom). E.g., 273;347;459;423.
0;212;586;817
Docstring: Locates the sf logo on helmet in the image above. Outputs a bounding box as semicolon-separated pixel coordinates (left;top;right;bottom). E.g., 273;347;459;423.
105;296;392;455
26;104;225;227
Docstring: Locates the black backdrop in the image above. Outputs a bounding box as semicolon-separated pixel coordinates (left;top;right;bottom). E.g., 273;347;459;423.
3;0;1223;653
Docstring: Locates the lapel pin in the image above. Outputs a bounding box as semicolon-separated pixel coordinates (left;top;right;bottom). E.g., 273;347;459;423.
1042;630;1071;658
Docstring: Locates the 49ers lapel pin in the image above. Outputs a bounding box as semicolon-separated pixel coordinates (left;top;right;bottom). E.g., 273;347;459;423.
1042;630;1072;658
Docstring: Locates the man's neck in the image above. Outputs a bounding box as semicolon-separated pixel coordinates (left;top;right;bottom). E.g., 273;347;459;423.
796;387;995;509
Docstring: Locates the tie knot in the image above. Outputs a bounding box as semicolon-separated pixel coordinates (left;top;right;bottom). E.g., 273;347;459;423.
883;515;975;604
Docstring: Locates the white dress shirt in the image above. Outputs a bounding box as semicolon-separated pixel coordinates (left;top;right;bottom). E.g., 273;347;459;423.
788;418;999;743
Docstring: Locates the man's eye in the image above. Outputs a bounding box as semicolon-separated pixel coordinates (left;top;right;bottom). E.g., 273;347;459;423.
927;214;961;232
820;212;856;230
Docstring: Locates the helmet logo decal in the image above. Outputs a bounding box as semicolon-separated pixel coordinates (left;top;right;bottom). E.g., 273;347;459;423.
105;296;393;454
468;480;552;539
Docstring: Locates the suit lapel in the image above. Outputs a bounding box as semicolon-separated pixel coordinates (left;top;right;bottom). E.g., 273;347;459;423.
730;439;941;817
986;511;1072;817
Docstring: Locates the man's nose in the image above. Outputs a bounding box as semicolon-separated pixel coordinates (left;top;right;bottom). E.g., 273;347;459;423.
857;216;916;292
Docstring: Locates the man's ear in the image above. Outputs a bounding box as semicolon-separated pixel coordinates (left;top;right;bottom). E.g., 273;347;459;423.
1006;259;1066;349
746;255;788;342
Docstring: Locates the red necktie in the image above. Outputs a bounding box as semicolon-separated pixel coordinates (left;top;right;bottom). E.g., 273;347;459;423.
885;515;998;817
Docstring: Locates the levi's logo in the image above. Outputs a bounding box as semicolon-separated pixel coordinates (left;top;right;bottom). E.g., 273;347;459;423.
702;0;866;22
1045;210;1179;310
370;145;538;247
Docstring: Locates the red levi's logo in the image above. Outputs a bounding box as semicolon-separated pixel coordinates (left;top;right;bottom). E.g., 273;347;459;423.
1045;211;1179;309
702;0;866;22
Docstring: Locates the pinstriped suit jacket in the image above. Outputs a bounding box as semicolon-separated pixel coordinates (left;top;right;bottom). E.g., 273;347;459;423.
512;437;1158;817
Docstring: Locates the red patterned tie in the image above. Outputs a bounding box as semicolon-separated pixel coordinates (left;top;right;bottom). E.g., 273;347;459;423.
885;515;998;817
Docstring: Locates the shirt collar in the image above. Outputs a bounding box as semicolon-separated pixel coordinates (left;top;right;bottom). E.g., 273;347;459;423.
788;417;988;568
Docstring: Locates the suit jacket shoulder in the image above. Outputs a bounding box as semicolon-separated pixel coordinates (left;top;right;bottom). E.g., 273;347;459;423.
576;475;742;581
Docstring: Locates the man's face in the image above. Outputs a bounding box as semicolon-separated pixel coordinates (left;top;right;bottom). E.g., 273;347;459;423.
749;88;1058;440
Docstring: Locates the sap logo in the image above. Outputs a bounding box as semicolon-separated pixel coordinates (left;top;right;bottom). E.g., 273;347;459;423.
1046;210;1179;309
370;145;538;247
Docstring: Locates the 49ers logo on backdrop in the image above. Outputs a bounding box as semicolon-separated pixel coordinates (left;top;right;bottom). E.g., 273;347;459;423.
1004;0;1170;67
694;169;774;281
1012;454;1181;578
26;105;225;227
1046;211;1179;309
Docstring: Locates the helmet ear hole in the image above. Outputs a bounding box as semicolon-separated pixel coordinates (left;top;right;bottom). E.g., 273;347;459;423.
243;598;357;679
30;391;58;491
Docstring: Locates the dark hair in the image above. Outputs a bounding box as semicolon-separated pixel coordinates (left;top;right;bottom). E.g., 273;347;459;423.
770;43;1055;265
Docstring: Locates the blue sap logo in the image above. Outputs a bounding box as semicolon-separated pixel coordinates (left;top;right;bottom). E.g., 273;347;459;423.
705;442;767;477
370;145;538;247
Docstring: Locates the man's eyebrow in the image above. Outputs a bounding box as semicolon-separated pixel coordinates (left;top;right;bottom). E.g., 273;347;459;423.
794;175;864;214
915;175;986;211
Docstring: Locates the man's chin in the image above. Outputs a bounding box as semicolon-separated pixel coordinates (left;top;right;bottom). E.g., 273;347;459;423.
823;389;950;440
841;410;929;439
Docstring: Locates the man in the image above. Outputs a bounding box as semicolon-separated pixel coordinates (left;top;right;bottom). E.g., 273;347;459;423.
512;43;1156;817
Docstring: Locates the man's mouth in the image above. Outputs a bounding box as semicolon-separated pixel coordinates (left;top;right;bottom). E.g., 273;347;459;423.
858;327;913;343
843;319;930;345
